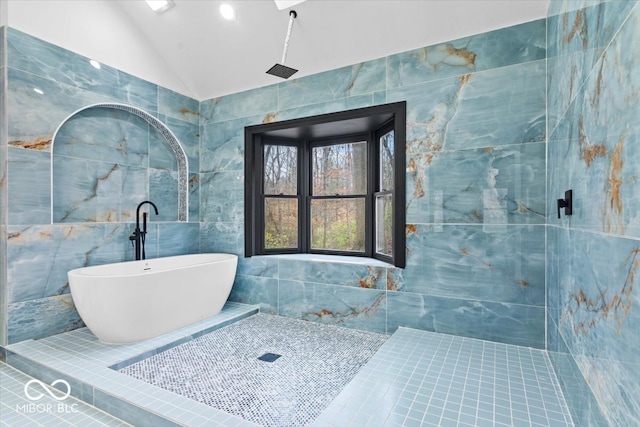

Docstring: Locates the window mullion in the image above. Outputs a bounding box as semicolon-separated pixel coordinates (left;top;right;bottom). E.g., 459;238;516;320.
366;130;375;259
300;139;310;253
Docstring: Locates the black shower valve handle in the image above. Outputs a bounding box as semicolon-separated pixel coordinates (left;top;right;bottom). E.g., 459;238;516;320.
557;189;573;219
557;199;567;219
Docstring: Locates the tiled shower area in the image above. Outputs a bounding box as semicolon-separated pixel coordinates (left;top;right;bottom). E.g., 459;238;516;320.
1;0;639;426
2;304;574;427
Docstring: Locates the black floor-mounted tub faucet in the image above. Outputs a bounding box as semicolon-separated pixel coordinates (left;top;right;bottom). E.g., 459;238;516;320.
129;201;159;260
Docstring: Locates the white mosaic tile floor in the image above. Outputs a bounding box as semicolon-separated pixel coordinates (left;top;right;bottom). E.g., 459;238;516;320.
119;314;388;426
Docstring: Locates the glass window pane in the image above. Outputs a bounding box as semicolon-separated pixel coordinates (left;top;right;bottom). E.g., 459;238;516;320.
263;145;297;195
380;130;394;191
311;198;365;251
376;194;393;257
312;142;367;196
264;198;298;249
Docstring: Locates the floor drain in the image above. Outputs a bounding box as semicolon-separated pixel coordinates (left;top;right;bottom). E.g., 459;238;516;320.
258;353;281;362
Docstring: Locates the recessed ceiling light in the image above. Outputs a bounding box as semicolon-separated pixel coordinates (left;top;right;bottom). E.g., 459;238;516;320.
89;59;101;69
33;88;44;95
219;3;236;21
145;0;175;13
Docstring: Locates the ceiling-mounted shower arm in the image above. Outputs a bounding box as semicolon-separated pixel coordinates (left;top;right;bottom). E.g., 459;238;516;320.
266;10;299;79
281;10;297;65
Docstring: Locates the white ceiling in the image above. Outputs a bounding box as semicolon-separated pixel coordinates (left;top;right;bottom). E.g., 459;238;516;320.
7;0;550;101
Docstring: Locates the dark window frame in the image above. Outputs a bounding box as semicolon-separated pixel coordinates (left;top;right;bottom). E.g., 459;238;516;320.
245;102;406;268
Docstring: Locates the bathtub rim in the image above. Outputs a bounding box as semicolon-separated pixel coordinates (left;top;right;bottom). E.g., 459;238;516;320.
68;253;238;278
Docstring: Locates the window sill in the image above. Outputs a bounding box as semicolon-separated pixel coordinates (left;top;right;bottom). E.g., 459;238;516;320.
254;253;394;268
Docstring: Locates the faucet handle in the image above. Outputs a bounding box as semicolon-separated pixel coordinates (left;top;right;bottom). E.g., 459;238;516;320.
557;189;573;219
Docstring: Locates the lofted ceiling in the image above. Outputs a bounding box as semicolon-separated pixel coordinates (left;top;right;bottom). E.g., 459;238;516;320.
7;0;550;101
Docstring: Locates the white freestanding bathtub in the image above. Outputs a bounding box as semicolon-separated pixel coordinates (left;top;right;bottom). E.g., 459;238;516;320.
68;253;238;344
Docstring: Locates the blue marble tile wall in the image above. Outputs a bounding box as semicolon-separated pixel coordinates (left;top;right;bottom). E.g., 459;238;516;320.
1;26;8;347
547;0;640;425
1;29;201;345
202;19;548;348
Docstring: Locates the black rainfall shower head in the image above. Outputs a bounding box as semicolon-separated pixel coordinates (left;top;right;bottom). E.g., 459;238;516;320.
266;63;298;79
267;10;299;79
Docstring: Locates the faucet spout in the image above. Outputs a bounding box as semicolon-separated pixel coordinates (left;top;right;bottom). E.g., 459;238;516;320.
131;201;159;260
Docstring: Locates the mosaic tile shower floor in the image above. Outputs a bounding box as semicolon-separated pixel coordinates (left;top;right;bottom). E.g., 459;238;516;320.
118;314;388;427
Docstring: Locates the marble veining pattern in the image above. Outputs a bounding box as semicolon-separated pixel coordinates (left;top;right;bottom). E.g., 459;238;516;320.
54;107;150;167
200;85;278;125
386;292;545;349
406;143;546;225
158;86;200;125
53;157;147;223
552;228;640;426
403;224;545;306
275;94;378;124
547;1;640;426
386;19;546;89
7;28;158;112
200;170;244;223
200;114;259;174
277;58;386;110
278;280;388;334
278;259;386;290
546;0;637;134
546;311;608;427
7;147;50;225
389;60;546;153
7;223;131;302
7;67;110;151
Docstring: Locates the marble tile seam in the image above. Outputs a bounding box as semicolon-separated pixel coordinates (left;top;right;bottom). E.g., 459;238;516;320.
386;56;547;92
396;327;544;352
546;223;640;242
418;140;548;156
201;60;547;127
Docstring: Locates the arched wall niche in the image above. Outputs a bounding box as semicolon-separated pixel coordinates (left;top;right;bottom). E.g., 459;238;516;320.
51;103;189;223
